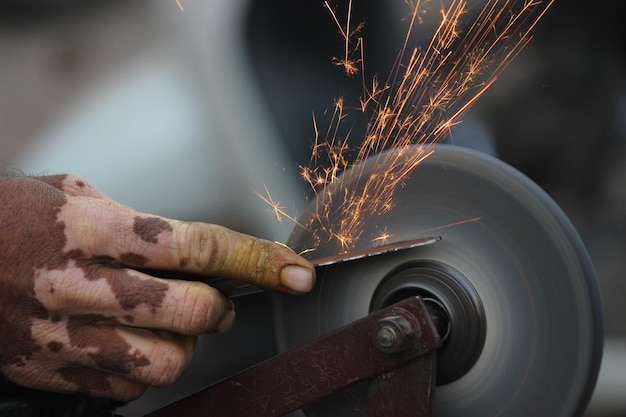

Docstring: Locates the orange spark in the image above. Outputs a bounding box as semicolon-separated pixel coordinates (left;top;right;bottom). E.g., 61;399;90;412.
261;0;554;255
175;0;184;12
254;185;305;228
417;217;483;235
371;227;393;246
324;0;365;76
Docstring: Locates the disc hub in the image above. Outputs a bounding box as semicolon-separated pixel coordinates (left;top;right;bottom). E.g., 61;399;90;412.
370;261;486;385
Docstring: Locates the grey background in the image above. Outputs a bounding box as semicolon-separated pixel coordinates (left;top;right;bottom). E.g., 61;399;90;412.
1;0;624;415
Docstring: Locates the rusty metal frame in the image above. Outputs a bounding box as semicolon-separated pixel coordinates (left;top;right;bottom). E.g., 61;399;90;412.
145;297;440;417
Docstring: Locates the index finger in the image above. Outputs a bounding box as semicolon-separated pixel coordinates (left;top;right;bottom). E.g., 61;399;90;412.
60;197;315;294
170;221;316;294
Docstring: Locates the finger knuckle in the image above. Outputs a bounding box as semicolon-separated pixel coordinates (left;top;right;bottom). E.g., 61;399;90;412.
170;282;221;335
195;228;223;271
61;174;86;190
252;239;272;285
203;293;227;332
145;345;189;387
109;380;147;401
60;174;104;198
178;223;221;271
238;237;273;287
33;267;97;312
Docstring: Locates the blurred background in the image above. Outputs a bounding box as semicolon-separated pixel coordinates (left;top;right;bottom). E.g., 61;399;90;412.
1;0;624;415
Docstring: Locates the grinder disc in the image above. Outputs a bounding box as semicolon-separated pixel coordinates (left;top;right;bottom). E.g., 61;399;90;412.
274;145;603;417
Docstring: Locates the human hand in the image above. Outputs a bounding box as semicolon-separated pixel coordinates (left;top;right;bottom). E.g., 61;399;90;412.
0;174;315;401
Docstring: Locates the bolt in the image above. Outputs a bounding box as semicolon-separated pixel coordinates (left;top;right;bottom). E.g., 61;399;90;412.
376;325;398;348
373;315;413;353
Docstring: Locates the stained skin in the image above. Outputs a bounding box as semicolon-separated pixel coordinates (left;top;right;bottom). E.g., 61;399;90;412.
132;217;173;244
0;176;164;396
0;176;63;368
0;173;315;401
65;314;150;374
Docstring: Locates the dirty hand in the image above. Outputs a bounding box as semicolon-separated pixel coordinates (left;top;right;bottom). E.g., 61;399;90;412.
0;174;315;401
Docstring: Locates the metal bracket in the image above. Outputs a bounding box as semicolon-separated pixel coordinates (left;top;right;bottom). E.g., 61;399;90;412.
145;297;441;417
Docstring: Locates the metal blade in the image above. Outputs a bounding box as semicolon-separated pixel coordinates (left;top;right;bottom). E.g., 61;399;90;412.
310;237;440;267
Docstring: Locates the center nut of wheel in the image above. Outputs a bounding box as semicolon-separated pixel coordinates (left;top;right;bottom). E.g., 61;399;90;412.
370;260;486;385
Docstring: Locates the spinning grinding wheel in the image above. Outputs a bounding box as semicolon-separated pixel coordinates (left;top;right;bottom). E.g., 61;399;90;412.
274;145;603;417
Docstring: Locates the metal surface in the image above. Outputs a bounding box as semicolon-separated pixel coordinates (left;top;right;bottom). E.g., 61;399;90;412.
311;237;440;267
143;297;440;417
368;350;437;417
274;144;603;417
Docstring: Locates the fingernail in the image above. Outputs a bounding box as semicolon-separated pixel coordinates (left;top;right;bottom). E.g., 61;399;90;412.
281;265;315;293
216;309;236;333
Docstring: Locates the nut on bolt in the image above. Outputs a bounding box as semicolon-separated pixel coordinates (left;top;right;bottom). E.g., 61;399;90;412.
373;315;413;353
